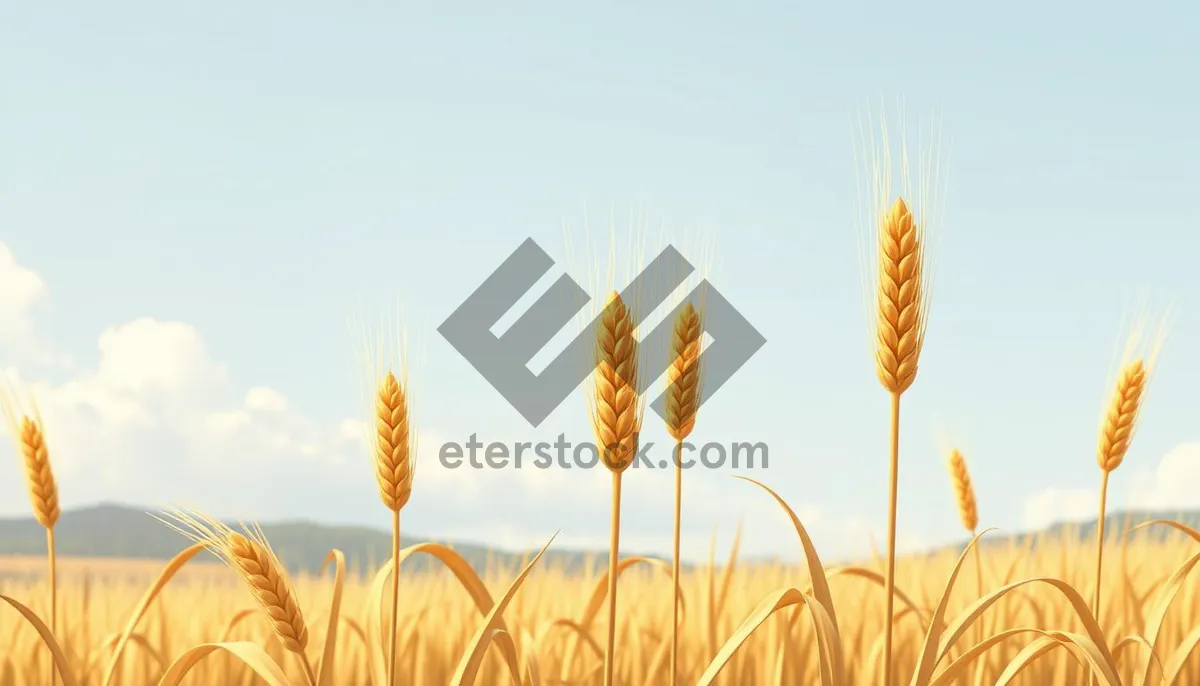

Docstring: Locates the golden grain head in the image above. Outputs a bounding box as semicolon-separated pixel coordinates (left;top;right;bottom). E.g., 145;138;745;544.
16;414;59;530
873;196;927;395
158;508;310;654
225;531;310;653
665;302;703;442
591;291;642;472
1097;359;1147;472
375;370;414;511
946;448;978;532
0;387;61;529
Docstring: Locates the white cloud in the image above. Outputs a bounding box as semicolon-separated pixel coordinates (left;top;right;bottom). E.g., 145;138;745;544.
0;247;375;519
1023;488;1097;530
245;387;288;412
1128;442;1200;510
0;317;365;512
0;243;46;344
95;319;225;395
339;418;366;441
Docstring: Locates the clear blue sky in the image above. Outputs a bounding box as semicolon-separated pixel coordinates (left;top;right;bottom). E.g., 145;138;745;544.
1;1;1198;563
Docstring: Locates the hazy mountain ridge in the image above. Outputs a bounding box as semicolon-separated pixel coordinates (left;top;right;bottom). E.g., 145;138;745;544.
0;504;651;576
916;509;1200;562
2;504;1197;577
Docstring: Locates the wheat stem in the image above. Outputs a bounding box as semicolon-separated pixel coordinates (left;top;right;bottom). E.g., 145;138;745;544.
971;531;983;679
604;470;623;686
388;510;401;686
1093;469;1110;623
883;391;901;686
301;658;317;686
670;439;683;686
47;526;57;686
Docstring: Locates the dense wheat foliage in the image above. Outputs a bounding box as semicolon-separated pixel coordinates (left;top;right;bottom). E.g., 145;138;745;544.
6;531;1200;684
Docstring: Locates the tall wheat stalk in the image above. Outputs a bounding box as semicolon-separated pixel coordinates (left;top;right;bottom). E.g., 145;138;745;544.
946;448;982;660
664;301;703;685
374;370;415;686
159;509;318;686
871;195;930;686
1092;318;1164;625
590;291;643;686
355;311;417;686
857;107;944;686
2;390;60;686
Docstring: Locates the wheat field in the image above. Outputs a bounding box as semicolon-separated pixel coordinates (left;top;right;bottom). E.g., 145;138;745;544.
3;121;1199;685
4;528;1200;685
2;313;1199;686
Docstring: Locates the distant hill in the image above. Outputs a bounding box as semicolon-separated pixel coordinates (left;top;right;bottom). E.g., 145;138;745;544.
0;504;644;577
1011;510;1200;546
2;505;1198;578
924;509;1200;559
1042;510;1200;541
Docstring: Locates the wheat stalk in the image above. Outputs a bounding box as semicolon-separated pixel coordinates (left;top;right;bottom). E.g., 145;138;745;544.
354;303;419;686
873;194;930;686
590;291;643;686
1092;315;1165;628
855;103;947;686
2;389;60;686
666;301;703;685
946;447;984;667
349;301;422;686
159;508;317;686
374;369;414;686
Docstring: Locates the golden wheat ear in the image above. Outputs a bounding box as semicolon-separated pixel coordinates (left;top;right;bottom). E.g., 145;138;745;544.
874;196;928;395
946;449;978;532
19;415;60;530
375;370;414;512
157;509;311;655
1096;359;1146;473
1096;312;1168;473
1;390;60;530
665;301;703;442
591;291;642;472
